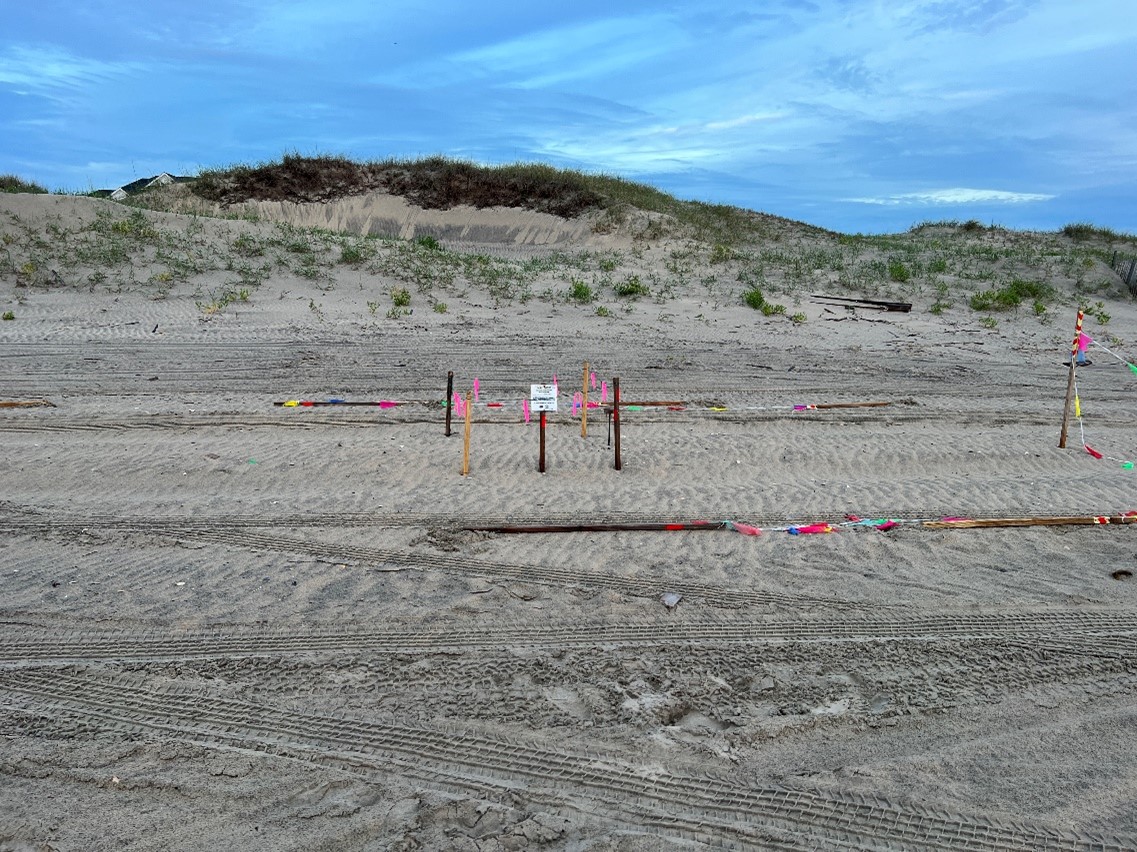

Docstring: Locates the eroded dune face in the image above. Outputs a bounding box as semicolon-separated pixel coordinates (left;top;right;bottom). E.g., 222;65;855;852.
242;190;599;246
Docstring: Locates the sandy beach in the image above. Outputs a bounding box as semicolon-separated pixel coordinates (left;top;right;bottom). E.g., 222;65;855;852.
3;181;1137;850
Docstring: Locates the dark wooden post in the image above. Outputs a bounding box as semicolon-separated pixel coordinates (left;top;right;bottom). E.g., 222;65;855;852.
539;411;547;473
445;371;454;436
613;377;622;471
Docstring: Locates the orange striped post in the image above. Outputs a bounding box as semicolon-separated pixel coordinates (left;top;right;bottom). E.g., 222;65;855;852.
1059;310;1084;449
581;361;590;438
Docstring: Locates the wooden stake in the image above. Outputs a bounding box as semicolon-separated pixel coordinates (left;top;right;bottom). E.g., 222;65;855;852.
581;361;590;438
1059;310;1084;449
467;521;731;534
460;391;473;476
811;401;891;410
539;411;547;473
925;514;1137;530
445;370;454;436
613;377;622;471
0;400;54;408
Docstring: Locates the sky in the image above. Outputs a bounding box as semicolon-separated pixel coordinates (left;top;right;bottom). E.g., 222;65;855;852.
2;0;1136;234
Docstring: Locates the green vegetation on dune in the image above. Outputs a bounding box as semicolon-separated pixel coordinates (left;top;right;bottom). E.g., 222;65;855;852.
0;175;48;194
3;155;1137;330
189;153;808;246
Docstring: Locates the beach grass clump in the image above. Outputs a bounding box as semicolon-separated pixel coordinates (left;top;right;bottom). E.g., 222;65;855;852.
568;279;595;303
0;175;48;194
613;274;650;299
743;286;785;316
1061;222;1128;242
969;278;1054;312
887;258;911;283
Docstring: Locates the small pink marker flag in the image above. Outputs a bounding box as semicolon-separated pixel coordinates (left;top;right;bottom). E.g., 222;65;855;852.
1078;333;1092;352
473;377;480;402
728;521;762;536
601;381;608;402
572;392;583;416
378;400;398;409
522;399;531;423
1085;444;1104;459
590;372;597;390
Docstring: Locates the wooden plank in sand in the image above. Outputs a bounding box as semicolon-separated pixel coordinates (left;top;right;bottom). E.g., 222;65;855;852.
925;514;1137;529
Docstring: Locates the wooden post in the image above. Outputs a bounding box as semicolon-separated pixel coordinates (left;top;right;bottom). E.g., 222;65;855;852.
613;377;622;471
1059;310;1084;449
539;411;547;473
1127;260;1137;294
581;361;590;438
461;391;473;475
446;371;455;434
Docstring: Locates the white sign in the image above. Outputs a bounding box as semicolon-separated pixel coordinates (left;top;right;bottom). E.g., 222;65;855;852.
530;384;558;412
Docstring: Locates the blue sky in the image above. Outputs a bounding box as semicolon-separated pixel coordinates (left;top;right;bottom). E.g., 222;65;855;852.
3;0;1135;234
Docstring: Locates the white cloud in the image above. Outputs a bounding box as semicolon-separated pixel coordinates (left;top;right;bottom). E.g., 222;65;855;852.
0;45;140;100
847;188;1056;206
377;13;683;90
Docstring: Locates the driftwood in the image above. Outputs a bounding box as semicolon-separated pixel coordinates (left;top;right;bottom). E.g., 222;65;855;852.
811;294;912;313
0;400;55;408
924;514;1137;530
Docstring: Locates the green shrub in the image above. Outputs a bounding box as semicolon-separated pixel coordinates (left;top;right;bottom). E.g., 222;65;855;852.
2;311;14;320
743;287;766;310
613;274;649;298
969;279;1053;312
887;259;911;283
568;279;594;303
391;287;412;307
743;286;786;316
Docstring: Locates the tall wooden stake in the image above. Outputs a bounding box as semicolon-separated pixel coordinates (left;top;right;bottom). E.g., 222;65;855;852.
461;391;473;475
1059;310;1084;449
581;361;590;438
539;411;547;473
613;377;622;471
445;370;454;436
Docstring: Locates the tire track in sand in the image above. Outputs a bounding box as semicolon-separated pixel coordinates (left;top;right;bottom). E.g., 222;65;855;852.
3;669;1128;851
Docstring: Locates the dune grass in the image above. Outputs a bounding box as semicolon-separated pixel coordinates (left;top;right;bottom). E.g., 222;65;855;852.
0;175;48;194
